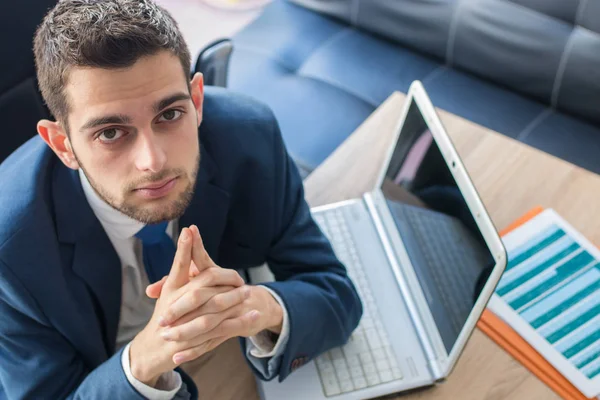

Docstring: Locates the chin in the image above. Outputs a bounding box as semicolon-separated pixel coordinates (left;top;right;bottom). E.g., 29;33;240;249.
121;188;193;224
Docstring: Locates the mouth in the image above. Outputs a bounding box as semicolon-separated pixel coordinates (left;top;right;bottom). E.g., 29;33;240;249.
134;176;179;199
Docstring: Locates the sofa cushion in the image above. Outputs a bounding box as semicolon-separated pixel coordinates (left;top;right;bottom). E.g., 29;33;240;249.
578;0;600;33
554;27;600;125
232;0;348;72
290;0;455;61
422;68;546;139
451;0;570;105
0;78;50;164
229;0;600;175
0;0;56;164
297;29;440;105
230;1;442;170
290;0;600;126
230;47;376;171
0;0;55;96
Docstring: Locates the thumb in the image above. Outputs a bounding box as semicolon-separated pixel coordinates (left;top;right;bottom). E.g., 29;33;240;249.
164;227;193;291
146;276;167;299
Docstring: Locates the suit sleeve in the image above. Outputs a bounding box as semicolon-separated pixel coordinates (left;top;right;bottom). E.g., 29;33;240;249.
242;116;363;382
0;259;192;400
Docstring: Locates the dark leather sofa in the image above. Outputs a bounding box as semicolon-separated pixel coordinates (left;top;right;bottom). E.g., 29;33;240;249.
228;0;600;177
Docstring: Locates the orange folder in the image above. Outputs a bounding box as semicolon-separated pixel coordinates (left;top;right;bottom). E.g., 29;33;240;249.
476;207;594;400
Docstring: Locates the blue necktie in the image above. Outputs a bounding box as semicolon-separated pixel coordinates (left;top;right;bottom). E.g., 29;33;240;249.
135;222;176;284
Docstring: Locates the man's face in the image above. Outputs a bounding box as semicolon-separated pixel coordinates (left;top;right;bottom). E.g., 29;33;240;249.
55;51;203;224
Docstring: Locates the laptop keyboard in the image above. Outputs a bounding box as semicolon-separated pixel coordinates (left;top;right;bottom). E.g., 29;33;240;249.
313;208;403;397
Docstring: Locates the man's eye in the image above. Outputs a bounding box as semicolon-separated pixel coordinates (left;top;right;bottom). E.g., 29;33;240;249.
158;109;183;122
98;128;126;143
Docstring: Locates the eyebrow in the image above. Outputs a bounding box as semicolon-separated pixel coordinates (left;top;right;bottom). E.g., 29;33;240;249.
79;92;191;133
80;114;132;131
153;92;191;114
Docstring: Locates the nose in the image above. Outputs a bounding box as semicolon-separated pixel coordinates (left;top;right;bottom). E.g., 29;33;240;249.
133;128;167;173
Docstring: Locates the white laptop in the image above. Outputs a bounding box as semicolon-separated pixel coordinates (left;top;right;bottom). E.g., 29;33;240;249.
257;81;508;400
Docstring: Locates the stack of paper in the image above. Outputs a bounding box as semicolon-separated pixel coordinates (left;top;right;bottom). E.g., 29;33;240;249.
477;208;600;400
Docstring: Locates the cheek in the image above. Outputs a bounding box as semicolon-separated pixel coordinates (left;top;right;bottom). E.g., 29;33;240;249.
168;121;199;159
82;149;129;189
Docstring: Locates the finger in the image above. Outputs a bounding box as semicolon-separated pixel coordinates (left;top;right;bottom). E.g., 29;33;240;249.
190;225;216;272
214;310;261;338
164;228;193;291
161;304;241;342
200;285;251;315
146;276;168;299
160;285;235;327
189;261;200;278
172;336;228;366
195;267;244;288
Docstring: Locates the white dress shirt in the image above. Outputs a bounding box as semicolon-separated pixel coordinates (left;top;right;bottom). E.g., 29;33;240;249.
79;170;289;399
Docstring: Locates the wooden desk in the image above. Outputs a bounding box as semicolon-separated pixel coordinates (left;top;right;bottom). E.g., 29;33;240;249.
303;92;600;399
222;92;600;400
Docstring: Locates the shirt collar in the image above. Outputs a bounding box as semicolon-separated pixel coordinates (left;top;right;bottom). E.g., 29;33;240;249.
79;169;144;240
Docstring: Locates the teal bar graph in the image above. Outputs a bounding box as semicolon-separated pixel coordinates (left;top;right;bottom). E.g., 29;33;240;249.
497;222;600;381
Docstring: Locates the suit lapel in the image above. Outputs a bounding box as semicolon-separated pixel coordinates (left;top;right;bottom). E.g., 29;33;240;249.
53;167;122;355
180;144;230;259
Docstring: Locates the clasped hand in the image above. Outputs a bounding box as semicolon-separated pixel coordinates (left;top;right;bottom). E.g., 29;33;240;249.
129;225;283;387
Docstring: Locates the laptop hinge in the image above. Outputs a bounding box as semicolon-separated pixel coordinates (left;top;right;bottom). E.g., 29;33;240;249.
363;193;444;380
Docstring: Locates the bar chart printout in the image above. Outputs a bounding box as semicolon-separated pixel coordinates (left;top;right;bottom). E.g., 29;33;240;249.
488;209;600;399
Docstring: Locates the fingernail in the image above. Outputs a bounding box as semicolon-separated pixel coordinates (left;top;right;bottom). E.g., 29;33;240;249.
173;355;186;365
158;316;168;327
180;229;189;242
160;329;173;341
243;286;251;299
250;310;260;321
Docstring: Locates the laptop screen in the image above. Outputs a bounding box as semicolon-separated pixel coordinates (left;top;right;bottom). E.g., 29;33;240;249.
381;99;495;353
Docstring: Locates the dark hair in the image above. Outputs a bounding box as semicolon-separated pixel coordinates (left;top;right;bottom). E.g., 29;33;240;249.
34;0;191;127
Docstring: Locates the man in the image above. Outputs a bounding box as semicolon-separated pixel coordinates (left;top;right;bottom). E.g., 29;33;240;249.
0;0;362;398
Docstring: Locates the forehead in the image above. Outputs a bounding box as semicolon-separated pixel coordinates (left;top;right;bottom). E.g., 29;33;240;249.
65;51;189;128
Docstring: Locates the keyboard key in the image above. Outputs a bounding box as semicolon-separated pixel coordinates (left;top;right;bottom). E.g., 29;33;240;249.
381;370;394;382
321;372;341;396
359;352;374;365
376;359;390;372
362;362;377;376
352;334;370;354
333;359;347;372
353;376;368;389
366;329;382;349
342;342;361;358
337;366;350;381
345;355;360;369
366;372;381;386
317;360;334;373
392;368;403;380
330;348;344;360
339;379;354;393
350;367;364;380
384;346;398;367
372;348;385;361
316;355;330;367
318;361;334;375
361;317;374;329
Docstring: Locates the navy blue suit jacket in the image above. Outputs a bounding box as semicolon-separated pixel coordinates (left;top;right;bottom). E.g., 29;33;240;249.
0;88;362;399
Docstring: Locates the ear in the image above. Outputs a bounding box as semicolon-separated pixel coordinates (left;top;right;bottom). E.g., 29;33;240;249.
37;119;80;170
190;73;204;128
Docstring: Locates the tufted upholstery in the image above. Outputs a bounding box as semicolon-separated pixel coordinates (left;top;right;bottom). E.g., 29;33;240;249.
0;0;55;164
228;0;600;175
